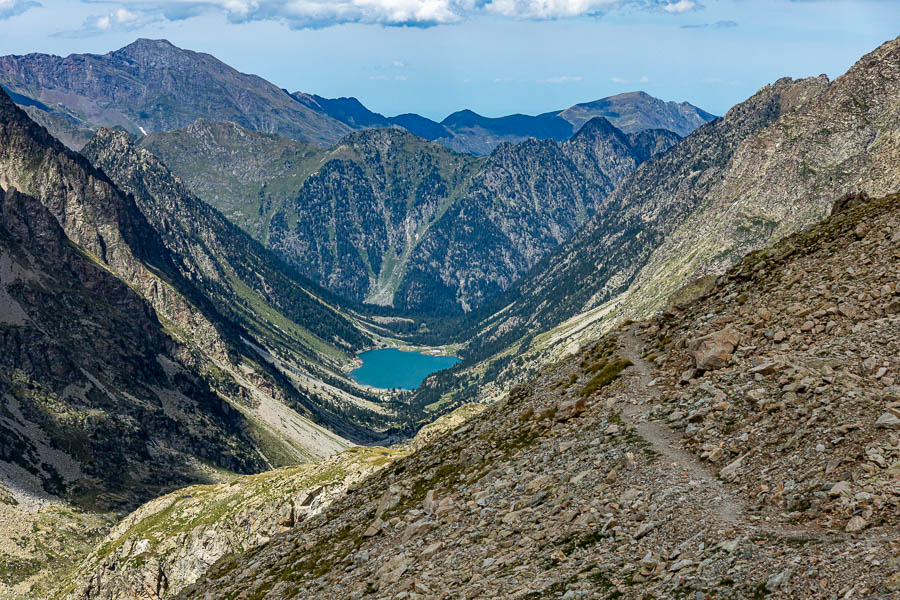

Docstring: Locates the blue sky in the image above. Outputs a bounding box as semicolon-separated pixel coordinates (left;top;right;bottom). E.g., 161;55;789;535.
0;0;897;120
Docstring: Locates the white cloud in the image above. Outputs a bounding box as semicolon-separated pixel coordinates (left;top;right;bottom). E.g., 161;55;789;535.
56;6;152;37
610;76;627;83
65;0;704;32
639;75;649;82
485;0;619;19
392;60;406;68
539;75;583;84
0;0;41;19
662;0;698;14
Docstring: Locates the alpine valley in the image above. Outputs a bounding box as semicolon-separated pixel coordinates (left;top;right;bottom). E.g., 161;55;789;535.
0;29;897;600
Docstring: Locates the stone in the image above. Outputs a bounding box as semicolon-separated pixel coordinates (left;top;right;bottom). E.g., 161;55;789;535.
363;519;384;537
845;516;867;533
875;413;900;429
689;328;740;370
719;455;744;480
669;558;694;572
767;570;790;591
633;522;657;540
423;489;437;514
827;481;850;497
401;519;432;543
555;398;587;421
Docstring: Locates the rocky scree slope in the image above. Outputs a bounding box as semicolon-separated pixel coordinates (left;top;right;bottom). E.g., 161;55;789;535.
0;39;353;146
142;118;678;314
55;405;485;600
82;129;404;445
179;193;899;600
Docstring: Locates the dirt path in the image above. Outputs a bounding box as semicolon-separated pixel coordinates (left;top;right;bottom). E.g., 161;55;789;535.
615;326;900;545
617;327;745;525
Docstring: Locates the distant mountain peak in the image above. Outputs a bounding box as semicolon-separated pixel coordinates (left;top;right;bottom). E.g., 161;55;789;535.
114;38;181;57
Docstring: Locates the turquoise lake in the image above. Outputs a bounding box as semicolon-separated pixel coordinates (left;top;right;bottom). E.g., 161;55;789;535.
350;348;461;390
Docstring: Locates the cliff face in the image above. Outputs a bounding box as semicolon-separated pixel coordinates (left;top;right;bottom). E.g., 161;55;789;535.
178;193;900;600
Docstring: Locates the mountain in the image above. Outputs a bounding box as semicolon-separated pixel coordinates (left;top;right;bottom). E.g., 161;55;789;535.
0;39;714;156
176;192;900;599
395;121;681;313
141;118;679;314
436;109;575;155
403;34;900;422
0;39;353;145
291;92;393;129
386;113;454;141
81;129;414;442
0;183;263;509
0;84;397;598
484;35;900;350
0;90;278;515
428;93;714;155
558;90;717;136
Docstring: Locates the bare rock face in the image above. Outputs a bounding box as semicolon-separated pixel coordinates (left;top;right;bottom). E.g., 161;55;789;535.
689;328;741;370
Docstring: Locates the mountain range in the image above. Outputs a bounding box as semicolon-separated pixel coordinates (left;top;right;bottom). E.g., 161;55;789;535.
140;116;680;314
0;38;714;155
0;31;898;600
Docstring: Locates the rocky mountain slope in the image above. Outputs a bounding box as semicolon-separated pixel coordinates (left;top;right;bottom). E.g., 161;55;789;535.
0;39;353;145
142;118;679;314
0;183;262;510
0;180;263;599
427;35;900;411
0;83;394;600
82;129;415;443
54;404;484;600
176;192;900;599
559;91;717;137
0;85;378;466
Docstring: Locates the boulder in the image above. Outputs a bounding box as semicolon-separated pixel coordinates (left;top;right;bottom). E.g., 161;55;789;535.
689;328;741;370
